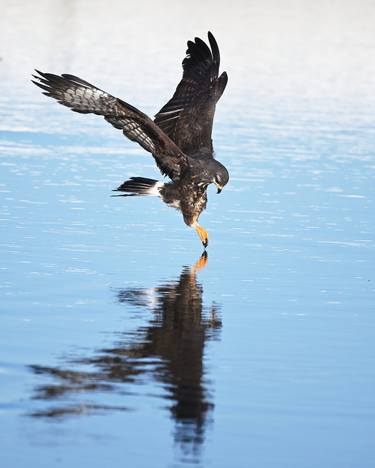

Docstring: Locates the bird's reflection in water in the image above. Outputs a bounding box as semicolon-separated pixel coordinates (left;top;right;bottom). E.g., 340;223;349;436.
30;252;222;458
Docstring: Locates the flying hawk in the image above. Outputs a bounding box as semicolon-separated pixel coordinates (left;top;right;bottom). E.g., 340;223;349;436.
32;32;229;248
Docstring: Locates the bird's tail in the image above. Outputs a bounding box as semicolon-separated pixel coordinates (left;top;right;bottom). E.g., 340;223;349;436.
112;177;163;197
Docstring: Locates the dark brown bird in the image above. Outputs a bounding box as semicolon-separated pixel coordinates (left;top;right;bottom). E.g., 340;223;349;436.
32;32;229;248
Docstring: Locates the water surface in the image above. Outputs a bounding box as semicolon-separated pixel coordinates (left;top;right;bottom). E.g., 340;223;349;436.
1;1;375;467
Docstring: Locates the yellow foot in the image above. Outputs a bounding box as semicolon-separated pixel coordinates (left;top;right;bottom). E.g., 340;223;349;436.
192;251;208;273
193;223;209;249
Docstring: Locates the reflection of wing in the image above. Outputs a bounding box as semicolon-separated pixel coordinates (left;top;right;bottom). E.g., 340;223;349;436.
154;32;228;156
118;287;161;309
32;71;188;180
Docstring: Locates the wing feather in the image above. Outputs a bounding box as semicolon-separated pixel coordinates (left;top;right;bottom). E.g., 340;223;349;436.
32;71;188;179
154;32;228;156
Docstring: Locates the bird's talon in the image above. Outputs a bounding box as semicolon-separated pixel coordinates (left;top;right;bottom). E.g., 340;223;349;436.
194;223;209;249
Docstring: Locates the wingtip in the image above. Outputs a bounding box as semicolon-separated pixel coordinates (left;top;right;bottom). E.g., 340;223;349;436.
34;69;45;77
207;31;216;44
208;31;220;64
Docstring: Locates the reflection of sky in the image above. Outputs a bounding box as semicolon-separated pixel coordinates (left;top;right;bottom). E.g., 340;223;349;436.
0;1;375;468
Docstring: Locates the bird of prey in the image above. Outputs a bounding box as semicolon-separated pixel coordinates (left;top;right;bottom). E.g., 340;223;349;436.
32;32;229;248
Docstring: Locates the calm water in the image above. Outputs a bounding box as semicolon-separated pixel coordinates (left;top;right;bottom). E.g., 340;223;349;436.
1;1;375;467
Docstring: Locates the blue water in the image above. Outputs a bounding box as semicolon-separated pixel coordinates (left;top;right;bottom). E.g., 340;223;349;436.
1;1;375;467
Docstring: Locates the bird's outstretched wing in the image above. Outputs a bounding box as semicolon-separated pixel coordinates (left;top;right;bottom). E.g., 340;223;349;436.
154;32;228;157
32;71;188;180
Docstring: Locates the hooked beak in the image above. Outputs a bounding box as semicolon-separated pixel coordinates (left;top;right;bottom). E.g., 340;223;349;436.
215;182;223;194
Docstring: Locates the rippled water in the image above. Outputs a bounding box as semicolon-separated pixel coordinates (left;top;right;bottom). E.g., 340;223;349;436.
1;1;375;467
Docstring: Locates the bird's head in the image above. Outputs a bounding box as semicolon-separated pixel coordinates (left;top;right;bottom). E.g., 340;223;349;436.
212;161;229;194
195;159;229;193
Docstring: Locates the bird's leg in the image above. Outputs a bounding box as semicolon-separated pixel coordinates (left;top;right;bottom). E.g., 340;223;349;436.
192;222;208;249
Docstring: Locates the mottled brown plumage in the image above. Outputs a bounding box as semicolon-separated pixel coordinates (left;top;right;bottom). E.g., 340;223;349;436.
32;32;229;248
